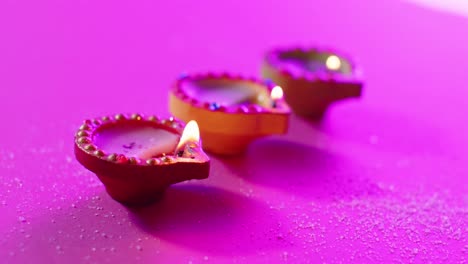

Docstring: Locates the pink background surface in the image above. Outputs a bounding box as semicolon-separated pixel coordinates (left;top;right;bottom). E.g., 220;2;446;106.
0;0;467;263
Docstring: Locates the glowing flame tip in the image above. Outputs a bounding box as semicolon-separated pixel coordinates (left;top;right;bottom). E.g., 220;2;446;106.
177;120;200;149
325;55;341;71
271;86;284;100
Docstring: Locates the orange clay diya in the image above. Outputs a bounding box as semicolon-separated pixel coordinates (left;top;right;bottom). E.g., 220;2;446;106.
169;73;290;155
74;114;209;206
261;47;363;118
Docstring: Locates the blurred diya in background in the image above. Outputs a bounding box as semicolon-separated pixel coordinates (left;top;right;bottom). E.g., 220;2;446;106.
261;47;363;118
169;73;290;155
74;114;210;206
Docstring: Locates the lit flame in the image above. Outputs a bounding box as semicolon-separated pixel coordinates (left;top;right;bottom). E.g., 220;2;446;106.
325;55;341;71
176;120;200;150
271;86;284;100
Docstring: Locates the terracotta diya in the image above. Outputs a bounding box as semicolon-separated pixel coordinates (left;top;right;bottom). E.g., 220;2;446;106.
261;47;363;118
74;114;210;206
168;73;290;155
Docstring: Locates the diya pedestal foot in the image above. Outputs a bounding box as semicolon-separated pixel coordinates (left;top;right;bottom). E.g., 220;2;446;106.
74;114;210;206
169;73;290;155
261;47;363;118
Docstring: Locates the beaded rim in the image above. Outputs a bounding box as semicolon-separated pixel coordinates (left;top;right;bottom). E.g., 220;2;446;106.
74;114;185;166
264;46;363;84
172;72;290;114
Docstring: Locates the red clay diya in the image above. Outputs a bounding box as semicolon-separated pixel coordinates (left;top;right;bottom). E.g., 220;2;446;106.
261;47;363;118
168;73;290;155
74;114;210;206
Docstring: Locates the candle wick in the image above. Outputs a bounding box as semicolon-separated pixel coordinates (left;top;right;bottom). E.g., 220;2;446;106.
175;142;198;158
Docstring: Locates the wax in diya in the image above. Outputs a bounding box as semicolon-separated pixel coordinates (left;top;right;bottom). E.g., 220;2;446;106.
74;114;210;206
261;47;363;118
168;73;290;155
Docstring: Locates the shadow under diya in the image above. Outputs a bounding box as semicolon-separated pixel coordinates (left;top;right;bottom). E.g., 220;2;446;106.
168;73;291;156
128;184;290;255
261;47;363;118
74;114;210;206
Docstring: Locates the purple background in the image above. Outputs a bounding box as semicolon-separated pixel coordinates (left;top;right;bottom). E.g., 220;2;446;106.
0;0;467;263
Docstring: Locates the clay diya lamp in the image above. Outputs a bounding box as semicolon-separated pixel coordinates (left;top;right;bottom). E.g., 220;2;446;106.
168;73;290;155
74;114;210;206
261;47;363;118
